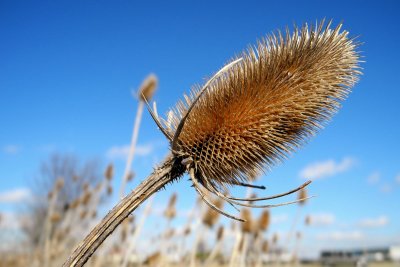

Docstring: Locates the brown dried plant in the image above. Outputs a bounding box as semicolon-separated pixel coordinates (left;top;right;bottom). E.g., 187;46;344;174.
63;20;361;266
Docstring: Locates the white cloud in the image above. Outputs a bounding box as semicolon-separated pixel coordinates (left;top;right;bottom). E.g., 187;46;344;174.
0;188;31;203
299;157;355;180
106;143;154;160
367;172;381;185
396;173;400;185
271;213;289;224
2;145;20;155
380;183;393;193
358;215;389;228
307;213;335;226
317;230;364;241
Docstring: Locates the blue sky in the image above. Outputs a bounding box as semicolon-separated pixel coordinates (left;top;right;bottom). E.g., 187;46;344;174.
1;0;400;258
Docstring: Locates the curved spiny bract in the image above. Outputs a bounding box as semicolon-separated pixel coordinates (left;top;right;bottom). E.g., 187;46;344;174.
168;21;360;190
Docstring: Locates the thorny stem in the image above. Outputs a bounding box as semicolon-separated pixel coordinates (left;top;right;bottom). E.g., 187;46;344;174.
62;155;185;267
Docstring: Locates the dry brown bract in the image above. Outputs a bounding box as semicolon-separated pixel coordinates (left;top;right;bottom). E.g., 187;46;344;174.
63;20;361;267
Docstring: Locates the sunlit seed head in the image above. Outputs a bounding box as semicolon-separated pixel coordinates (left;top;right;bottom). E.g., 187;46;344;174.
168;21;360;190
138;74;158;101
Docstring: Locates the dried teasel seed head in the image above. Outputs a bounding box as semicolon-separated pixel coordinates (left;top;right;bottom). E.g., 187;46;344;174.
106;185;113;196
126;171;135;182
82;182;89;192
241;208;253;233
138;74;158;101
262;240;269;253
168;21;360;190
104;164;114;181
305;215;311;226
216;225;224;241
120;227;127;242
298;188;308;206
202;197;224;227
272;233;279;244
183;226;191;236
296;231;302;240
50;212;62;223
70;198;80;209
165;229;175;239
81;191;92;206
258;209;270;231
72;175;79;182
55;177;64;191
80;210;88;220
164;193;178;219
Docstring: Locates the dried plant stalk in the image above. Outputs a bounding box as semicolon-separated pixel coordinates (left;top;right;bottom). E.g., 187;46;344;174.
63;20;360;267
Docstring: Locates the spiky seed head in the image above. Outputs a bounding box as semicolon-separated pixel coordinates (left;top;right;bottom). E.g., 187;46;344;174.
296;231;302;240
202;198;224;227
82;182;89;192
138;74;158;101
168;21;360;189
72;175;79;182
262;240;269;253
81;191;92;206
55;177;64;191
272;233;279;244
104;164;114;181
106;185;113;196
216;225;224;241
241;208;253;233
126;171;135;182
164;193;178;219
258;210;270;231
298;188;308;206
184;226;191;236
50;212;62;223
305;215;311;225
80;210;88;220
70;198;80;209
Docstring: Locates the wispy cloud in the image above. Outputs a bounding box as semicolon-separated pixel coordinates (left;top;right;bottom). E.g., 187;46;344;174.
358;215;389;228
379;183;393;194
307;213;335;226
271;213;289;224
316;230;364;241
106;143;155;160
367;171;381;185
396;173;400;185
2;145;20;155
299;157;355;180
0;188;31;203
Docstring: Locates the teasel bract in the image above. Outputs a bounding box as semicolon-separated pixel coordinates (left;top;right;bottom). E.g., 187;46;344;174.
63;20;361;266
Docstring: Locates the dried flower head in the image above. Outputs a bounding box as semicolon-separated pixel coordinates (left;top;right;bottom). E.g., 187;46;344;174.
139;20;361;221
126;171;135;182
298;188;308;206
104;164;114;181
241;208;253;233
55;177;65;191
258;209;270;231
262;240;269;253
202;197;224;227
50;212;62;223
164;193;178;219
216;225;224;241
305;215;311;226
138;74;158;101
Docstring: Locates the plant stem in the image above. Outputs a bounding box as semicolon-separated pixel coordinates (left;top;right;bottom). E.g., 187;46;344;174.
62;155;183;267
120;100;145;198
